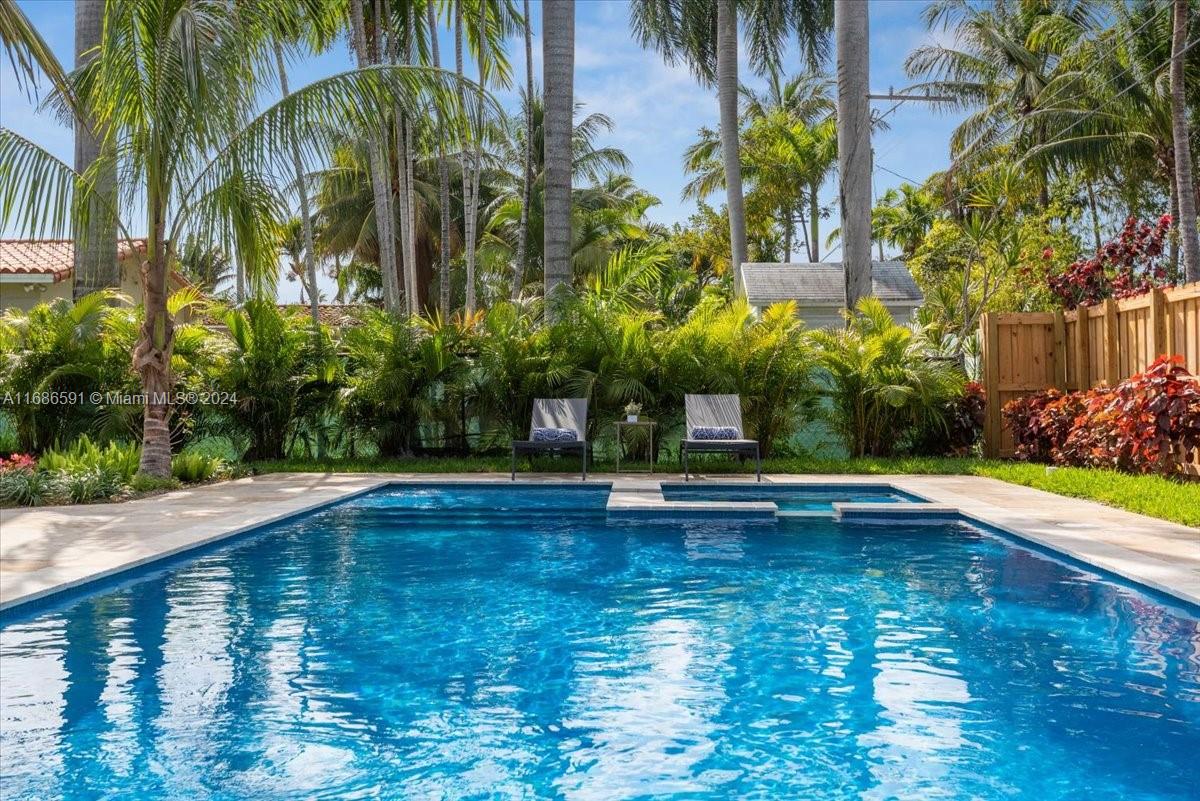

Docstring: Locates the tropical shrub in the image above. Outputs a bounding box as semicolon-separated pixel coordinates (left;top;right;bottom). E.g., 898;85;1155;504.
1002;389;1090;462
660;299;816;456
207;301;338;460
910;380;986;456
59;467;129;504
1046;216;1172;309
812;298;965;457
38;436;141;482
342;311;470;456
0;453;36;472
0;291;132;452
171;451;226;483
1003;357;1200;475
473;301;573;443
0;465;64;507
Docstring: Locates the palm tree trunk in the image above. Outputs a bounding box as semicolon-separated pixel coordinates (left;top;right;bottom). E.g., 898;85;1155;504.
427;4;452;318
72;0;117;301
783;205;792;262
809;183;820;262
392;7;419;316
455;1;478;315
1171;0;1200;283
512;0;534;300
464;0;486;316
542;0;574;320
235;255;245;303
350;0;400;312
1085;179;1102;252
716;0;747;291
134;189;174;478
836;0;873;311
274;42;320;325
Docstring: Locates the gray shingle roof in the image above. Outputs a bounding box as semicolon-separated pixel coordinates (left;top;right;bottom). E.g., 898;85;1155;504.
740;261;923;306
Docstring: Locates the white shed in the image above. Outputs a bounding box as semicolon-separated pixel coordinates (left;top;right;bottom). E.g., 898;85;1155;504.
739;261;924;328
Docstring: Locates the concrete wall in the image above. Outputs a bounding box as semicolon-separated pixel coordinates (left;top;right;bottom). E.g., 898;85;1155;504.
0;280;72;312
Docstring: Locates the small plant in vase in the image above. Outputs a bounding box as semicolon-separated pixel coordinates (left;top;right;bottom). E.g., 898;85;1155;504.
624;402;642;423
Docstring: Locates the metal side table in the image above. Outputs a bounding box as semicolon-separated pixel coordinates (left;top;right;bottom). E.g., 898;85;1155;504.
614;420;657;474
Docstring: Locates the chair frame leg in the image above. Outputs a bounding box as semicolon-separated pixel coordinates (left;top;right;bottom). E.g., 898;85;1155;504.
511;447;517;480
755;444;762;482
683;445;689;482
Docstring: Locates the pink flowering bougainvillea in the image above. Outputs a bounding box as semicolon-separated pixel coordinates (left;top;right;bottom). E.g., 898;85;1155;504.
1047;215;1174;310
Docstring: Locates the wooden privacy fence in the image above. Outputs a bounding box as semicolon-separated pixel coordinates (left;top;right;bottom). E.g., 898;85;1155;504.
979;282;1200;461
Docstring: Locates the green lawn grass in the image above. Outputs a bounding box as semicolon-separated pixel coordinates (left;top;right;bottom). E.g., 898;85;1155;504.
250;455;1199;528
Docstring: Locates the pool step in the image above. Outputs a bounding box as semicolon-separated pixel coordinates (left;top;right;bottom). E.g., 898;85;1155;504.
832;503;960;524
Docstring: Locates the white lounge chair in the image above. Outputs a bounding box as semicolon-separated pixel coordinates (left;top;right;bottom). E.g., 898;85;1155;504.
681;393;761;482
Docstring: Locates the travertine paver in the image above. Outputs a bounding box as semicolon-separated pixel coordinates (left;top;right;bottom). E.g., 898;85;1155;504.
1;472;1197;611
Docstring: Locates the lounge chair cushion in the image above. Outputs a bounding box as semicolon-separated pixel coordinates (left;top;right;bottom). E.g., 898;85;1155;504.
690;426;740;441
531;427;578;443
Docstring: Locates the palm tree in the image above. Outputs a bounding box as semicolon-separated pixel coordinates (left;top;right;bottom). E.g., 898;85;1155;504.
715;0;747;287
512;0;535;300
542;0;574;319
1171;0;1199;282
0;0;473;476
484;95;633;293
631;0;832;291
273;40;320;324
72;0;118;301
348;0;401;312
683;71;837;262
1025;1;1196;270
427;2;453;317
0;0;69;97
836;0;871;310
904;0;1098;165
871;183;940;259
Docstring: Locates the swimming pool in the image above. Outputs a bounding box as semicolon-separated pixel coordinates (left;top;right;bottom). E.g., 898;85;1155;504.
661;481;924;512
2;485;1197;799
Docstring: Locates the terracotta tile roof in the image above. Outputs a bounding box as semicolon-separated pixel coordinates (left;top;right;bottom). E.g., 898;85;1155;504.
0;238;149;283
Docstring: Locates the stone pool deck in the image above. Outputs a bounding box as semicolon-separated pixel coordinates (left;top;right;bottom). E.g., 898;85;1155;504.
1;472;1197;612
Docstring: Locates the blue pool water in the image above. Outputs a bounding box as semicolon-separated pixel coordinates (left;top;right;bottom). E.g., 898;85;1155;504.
2;485;1198;800
662;482;923;512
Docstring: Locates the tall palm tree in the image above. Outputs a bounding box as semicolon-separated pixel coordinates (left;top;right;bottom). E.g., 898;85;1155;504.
274;40;321;323
836;0;871;310
1171;0;1199;282
427;2;453;317
348;0;401;311
0;0;472;476
1025;0;1197;269
512;0;535;300
542;0;574;318
686;70;836;262
631;0;832;291
904;0;1098;165
72;0;118;301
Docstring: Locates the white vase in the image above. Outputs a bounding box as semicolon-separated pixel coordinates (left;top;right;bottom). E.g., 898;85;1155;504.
626;414;638;423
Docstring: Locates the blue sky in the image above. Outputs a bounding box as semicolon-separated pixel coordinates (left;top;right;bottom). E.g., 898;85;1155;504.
2;0;964;301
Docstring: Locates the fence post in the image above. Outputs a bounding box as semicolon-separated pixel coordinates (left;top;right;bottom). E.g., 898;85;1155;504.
1149;287;1169;360
1074;309;1090;388
981;312;1001;458
1103;298;1120;385
1052;309;1067;389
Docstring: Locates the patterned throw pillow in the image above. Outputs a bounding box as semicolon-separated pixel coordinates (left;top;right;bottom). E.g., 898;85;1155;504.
689;426;740;440
531;427;578;443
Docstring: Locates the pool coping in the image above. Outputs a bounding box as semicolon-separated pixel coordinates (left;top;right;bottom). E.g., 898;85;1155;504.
1;472;1197;613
